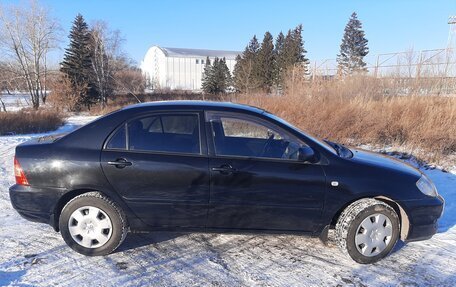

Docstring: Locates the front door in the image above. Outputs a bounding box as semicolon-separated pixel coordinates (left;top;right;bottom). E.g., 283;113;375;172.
205;111;326;232
101;112;210;228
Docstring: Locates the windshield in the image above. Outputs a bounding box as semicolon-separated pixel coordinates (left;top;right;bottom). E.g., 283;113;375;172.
264;112;338;155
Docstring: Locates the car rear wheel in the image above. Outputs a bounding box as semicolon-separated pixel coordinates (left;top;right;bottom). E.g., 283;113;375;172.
335;198;400;264
59;192;128;256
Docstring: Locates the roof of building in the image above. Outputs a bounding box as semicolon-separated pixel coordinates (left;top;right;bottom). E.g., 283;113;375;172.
160;47;240;59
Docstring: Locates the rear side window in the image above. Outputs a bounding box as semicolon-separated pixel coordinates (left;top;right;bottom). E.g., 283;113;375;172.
162;115;198;134
106;124;126;149
128;114;200;154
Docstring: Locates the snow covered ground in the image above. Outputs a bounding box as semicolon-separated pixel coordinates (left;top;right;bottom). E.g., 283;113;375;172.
0;116;455;286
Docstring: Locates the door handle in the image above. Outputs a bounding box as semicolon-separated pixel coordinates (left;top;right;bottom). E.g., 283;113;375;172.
107;158;132;168
211;164;237;174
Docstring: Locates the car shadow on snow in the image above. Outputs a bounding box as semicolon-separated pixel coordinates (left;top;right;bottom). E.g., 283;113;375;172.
115;232;184;253
390;240;406;254
0;270;31;287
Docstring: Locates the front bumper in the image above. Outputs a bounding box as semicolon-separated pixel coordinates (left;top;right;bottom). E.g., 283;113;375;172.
400;194;445;242
9;184;65;229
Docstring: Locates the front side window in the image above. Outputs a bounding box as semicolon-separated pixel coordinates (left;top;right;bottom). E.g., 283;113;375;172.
209;113;305;160
128;114;200;154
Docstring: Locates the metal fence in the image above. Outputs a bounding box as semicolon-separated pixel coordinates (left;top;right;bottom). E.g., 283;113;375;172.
312;48;456;78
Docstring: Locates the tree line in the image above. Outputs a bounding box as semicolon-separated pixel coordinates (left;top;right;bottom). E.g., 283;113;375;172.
1;1;369;106
0;1;145;111
203;12;369;94
233;24;309;94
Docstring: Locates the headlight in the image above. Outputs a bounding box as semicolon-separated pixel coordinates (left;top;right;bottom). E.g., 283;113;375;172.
416;175;438;197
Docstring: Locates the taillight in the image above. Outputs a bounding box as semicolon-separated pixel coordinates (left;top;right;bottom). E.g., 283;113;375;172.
14;156;29;186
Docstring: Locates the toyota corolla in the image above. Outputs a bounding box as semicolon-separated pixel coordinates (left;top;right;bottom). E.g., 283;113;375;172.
9;101;444;263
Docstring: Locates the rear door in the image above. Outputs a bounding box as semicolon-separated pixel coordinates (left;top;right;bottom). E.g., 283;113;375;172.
101;112;210;228
205;111;326;232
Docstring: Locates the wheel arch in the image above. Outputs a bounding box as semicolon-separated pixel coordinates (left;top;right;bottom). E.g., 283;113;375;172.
374;196;410;241
329;196;410;241
52;189;98;231
52;187;138;232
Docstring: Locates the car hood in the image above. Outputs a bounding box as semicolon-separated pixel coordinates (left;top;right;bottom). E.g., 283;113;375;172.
349;148;422;178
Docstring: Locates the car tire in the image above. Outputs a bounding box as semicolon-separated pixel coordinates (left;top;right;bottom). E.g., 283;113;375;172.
59;191;128;256
335;198;400;264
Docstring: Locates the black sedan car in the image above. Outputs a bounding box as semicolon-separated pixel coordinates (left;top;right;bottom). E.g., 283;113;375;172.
9;101;444;263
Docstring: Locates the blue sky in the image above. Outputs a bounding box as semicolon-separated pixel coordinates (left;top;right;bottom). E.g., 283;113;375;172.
5;0;456;65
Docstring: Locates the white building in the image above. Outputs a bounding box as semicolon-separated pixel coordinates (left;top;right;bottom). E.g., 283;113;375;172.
141;46;240;91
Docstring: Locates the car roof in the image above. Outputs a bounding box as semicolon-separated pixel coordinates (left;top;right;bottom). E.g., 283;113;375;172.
121;100;266;114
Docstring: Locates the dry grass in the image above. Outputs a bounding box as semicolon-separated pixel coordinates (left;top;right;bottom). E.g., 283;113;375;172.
0;109;64;135
237;76;456;164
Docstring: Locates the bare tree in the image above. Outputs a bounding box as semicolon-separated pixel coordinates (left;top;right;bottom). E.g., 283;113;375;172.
402;48;416;78
114;64;146;95
89;21;124;107
0;61;29;94
0;1;60;109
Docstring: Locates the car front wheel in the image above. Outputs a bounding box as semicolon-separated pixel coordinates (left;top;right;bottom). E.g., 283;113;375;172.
335;198;400;264
59;192;128;256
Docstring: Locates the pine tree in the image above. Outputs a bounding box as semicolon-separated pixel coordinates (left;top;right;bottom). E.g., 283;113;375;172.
61;14;97;109
233;35;260;93
283;29;295;67
246;35;260;58
273;31;286;89
273;24;310;90
337;12;369;75
233;54;246;92
257;31;275;92
210;57;220;93
214;57;232;93
201;56;214;93
292;25;308;64
202;57;232;94
283;25;309;74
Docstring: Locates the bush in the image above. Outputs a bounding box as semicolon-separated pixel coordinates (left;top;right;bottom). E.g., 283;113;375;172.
48;73;85;112
0;109;65;135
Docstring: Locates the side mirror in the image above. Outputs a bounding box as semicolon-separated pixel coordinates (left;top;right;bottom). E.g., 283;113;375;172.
298;146;315;162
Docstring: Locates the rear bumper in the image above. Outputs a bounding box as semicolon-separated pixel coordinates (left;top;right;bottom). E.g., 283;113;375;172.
9;184;65;229
400;194;445;242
